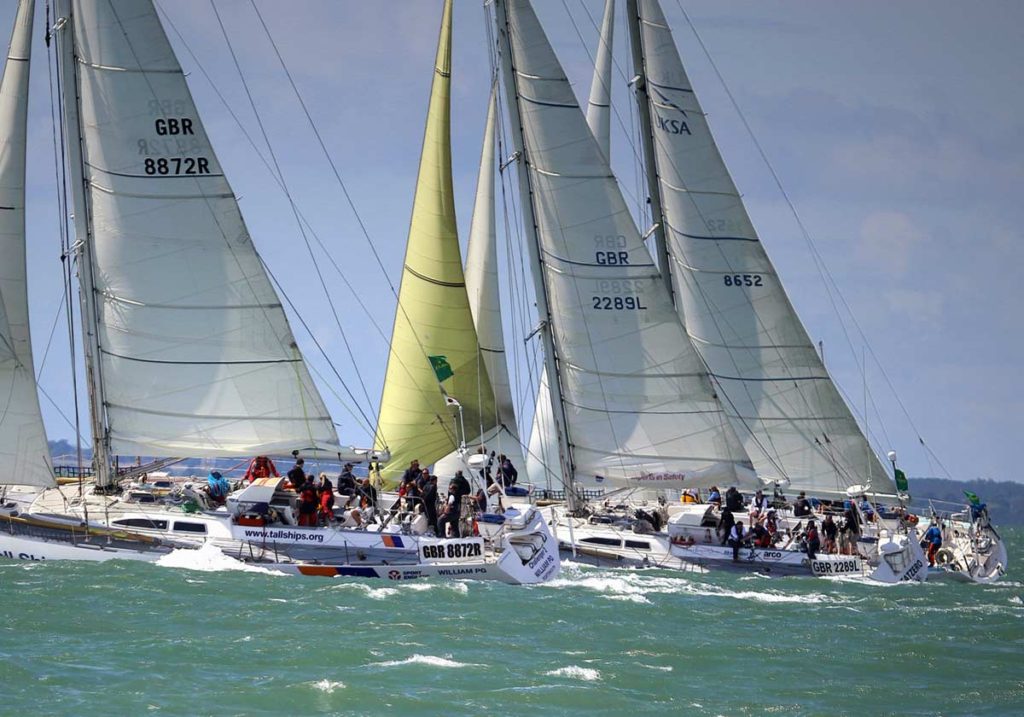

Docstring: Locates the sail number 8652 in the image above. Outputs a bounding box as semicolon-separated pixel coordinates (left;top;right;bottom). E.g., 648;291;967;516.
723;274;763;287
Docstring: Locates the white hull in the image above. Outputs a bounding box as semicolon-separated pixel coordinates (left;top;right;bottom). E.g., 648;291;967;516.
670;541;870;578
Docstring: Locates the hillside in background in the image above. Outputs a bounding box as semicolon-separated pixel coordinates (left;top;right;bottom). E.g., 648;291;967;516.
908;477;1023;526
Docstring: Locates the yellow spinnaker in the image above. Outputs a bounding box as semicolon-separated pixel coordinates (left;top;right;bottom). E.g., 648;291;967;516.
374;0;497;482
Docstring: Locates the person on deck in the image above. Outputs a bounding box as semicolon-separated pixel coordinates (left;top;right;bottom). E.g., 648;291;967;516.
728;521;747;562
287;458;306;492
337;463;357;498
764;508;780;541
420;472;439;534
805;519;821;560
924;520;943;566
707;486;722;507
297;481;318;526
206;470;230;506
822;513;839;554
793;491;812;517
401;460;421;486
318;482;335;524
496;454;518;486
842;501;862;555
724;486;744;512
717;506;735;546
244;455;279;483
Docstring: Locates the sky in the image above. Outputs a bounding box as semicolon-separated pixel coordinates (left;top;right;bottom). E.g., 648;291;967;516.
3;0;1022;485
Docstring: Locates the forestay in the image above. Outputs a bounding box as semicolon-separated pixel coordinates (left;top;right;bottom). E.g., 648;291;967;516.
499;0;755;487
634;0;892;494
0;0;53;487
375;0;498;481
64;0;338;457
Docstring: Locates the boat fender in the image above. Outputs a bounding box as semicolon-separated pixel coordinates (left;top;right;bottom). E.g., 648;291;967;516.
935;547;955;566
906;514;919;525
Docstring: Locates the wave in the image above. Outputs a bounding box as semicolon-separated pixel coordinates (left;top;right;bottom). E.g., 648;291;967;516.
545;665;601;681
371;654;482;669
310;679;345;693
156;541;278;574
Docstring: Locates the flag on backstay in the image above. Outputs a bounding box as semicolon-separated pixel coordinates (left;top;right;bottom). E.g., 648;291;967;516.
894;468;909;493
964;490;981;506
428;355;454;383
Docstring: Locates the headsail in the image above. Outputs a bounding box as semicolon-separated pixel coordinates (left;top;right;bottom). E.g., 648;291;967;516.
375;0;498;481
0;0;53;487
59;0;339;458
631;0;892;494
497;0;755;488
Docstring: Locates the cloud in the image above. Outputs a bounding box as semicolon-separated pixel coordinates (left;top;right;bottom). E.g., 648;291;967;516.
856;211;927;276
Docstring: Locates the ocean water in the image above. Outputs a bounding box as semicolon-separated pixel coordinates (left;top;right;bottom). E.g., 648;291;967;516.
1;531;1021;716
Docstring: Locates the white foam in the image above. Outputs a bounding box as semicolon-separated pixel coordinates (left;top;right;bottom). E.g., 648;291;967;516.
545;665;601;681
639;664;673;672
372;654;482;669
605;593;651;604
156;541;277;574
310;679;345;693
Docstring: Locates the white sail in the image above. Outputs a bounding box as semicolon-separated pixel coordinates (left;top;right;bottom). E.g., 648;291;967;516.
63;0;338;458
528;2;615;488
0;0;53;488
585;0;615;158
633;0;892;494
497;0;755;488
437;83;525;477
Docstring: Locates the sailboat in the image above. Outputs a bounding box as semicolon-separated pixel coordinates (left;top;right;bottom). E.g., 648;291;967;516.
487;0;941;581
2;0;560;584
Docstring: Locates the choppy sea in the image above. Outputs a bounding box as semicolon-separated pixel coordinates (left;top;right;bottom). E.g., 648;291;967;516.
1;530;1021;716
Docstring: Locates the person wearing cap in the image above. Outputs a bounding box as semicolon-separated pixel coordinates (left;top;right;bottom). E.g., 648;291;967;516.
287;457;306;492
400;459;421;486
337;463;357;498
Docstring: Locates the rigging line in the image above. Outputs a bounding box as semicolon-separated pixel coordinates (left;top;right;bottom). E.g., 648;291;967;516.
673;2;889;474
228;1;378;423
244;0;397;299
557;0;644;212
48;5;88;477
261;257;375;436
36;381;90;447
246;0;463;443
33;288;68;382
156;6;398;365
209;2;354;447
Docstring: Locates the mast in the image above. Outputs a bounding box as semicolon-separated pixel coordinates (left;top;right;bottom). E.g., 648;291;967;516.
493;0;578;510
625;0;673;302
55;0;112;487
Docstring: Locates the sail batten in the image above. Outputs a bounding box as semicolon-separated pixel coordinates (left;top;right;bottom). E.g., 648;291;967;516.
63;0;339;459
633;0;892;493
499;0;754;489
0;0;53;487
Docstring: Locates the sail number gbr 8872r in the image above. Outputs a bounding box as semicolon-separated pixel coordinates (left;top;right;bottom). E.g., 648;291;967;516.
140;117;212;176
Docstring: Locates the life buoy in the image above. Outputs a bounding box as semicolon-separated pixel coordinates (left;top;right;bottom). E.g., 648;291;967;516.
906;513;919;525
935;547;955;566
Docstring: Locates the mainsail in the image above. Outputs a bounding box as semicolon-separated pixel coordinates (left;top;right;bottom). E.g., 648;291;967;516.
497;0;755;488
0;0;53;487
528;0;615;489
57;0;339;460
630;0;892;494
375;0;498;481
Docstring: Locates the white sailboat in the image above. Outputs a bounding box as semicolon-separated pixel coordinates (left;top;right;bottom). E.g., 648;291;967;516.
3;0;559;585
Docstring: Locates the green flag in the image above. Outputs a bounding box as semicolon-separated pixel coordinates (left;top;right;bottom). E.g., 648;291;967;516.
964;490;981;506
428;355;454;383
894;468;909;492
